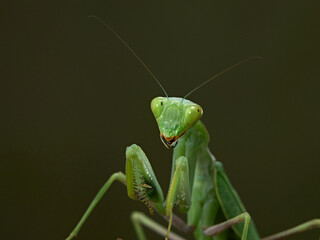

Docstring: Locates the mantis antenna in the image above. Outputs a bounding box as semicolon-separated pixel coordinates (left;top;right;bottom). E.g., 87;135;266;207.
87;15;169;98
183;56;263;100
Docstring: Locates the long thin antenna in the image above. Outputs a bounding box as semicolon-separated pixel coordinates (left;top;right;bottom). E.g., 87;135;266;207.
87;15;168;98
183;56;263;100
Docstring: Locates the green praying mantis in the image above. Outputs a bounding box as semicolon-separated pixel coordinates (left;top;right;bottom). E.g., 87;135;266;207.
66;16;320;240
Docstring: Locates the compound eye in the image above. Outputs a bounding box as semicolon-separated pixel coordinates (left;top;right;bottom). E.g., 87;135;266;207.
185;105;203;126
151;97;165;118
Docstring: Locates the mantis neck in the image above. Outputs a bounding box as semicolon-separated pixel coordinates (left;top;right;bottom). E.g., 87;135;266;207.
172;120;212;192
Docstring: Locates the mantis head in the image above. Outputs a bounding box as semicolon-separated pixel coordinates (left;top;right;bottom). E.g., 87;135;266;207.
151;97;203;148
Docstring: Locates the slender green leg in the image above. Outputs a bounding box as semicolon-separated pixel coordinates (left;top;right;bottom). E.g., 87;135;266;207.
203;212;251;240
65;172;126;240
261;218;320;240
131;211;186;240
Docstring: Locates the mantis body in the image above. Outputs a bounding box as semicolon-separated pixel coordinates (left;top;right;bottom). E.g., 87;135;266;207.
66;17;320;240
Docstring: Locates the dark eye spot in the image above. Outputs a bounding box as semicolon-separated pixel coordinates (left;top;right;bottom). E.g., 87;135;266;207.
161;102;163;106
197;109;200;112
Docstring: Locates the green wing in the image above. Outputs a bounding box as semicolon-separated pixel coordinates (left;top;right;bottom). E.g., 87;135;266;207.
214;161;260;240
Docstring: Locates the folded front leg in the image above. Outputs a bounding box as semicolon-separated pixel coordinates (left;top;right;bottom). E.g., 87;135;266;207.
164;156;191;239
126;144;166;215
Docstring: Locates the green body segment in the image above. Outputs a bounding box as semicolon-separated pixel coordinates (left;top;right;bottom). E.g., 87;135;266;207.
214;162;259;240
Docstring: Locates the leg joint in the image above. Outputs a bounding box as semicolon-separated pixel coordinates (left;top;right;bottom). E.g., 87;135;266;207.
131;211;144;222
241;212;251;221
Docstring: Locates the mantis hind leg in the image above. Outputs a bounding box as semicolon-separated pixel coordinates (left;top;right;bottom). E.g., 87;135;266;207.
204;212;251;240
131;211;185;240
65;172;126;240
261;218;320;240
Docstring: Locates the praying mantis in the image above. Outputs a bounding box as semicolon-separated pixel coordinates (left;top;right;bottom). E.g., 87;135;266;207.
66;16;320;240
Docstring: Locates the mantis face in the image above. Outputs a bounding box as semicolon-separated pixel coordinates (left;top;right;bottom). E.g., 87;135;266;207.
151;97;203;148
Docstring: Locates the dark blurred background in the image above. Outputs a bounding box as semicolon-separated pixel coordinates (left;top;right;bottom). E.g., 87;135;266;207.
1;1;319;240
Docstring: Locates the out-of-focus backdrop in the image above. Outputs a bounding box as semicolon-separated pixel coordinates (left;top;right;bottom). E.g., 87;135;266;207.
2;1;320;240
